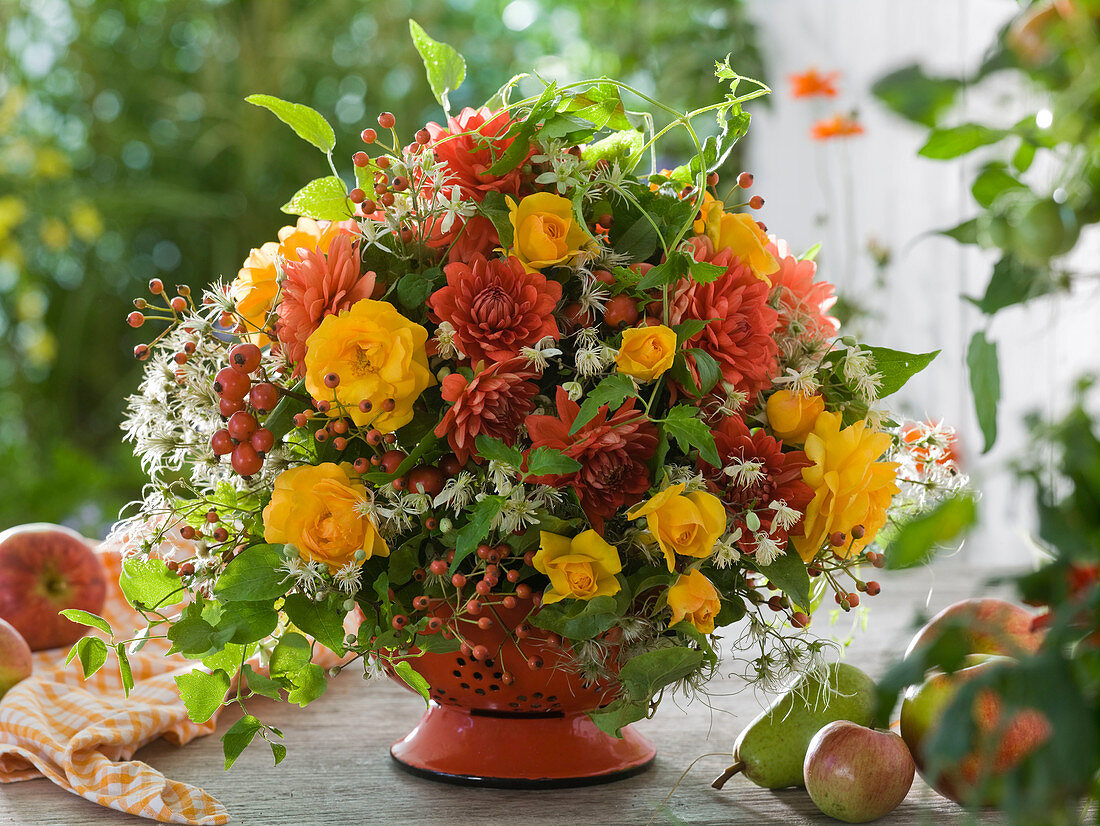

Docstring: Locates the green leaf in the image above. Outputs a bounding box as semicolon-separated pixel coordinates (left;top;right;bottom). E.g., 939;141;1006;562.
221;714;262;770
885;495;978;569
245;94;335;153
477;191;514;248
386;537;421;587
271;742;287;766
242;663;284;701
66;636;108;679
119;558;183;611
202;643;250;678
473;435;523;468
528;594;620;640
754;550;811;609
269;632;312;678
115;643;134;696
175;669;231;724
487;83;558;177
582;129;645;169
589;696;649;738
396;268;440;310
618;647;705;703
215;544;291;602
686;349;722;395
966;255;1054;315
408;20;466;111
525;446;583;478
799;242;822;262
967;331;1000;453
919;123;1005;160
865;346;939;398
570;373;637;435
286;663;327;707
167;615;217;658
636;252;689;290
215;601;279;645
283;593;348;655
688;260;725;285
971;162;1024;208
59;609;112;637
394;660;431;707
281;176;352;221
939;218;980;245
560;81;632;131
672;319;711;345
871;63;961;127
450;495;506;572
662;405;720;467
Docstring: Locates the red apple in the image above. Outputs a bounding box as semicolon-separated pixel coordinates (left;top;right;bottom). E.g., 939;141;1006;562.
900;655;1051;805
905;598;1042;660
0;617;32;697
0;524;107;651
804;721;915;823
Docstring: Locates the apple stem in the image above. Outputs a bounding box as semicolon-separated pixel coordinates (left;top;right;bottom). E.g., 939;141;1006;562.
711;761;744;790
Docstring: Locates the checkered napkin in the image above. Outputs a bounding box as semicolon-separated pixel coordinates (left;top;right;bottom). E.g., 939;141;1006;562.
0;543;345;824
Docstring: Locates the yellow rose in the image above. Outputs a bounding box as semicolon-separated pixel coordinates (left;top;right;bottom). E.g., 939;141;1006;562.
627;483;727;571
506;192;589;269
694;192;778;280
667;568;721;634
262;463;388;571
766;389;826;444
792;411;901;562
616;324;677;382
303;298;433;433
533;529;623;605
230;219;348;346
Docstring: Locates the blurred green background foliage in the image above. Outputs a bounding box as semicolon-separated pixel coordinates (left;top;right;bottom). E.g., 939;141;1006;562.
0;0;762;534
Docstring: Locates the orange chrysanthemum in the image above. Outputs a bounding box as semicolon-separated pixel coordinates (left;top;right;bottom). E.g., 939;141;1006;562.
811;114;865;141
767;237;839;342
789;68;840;99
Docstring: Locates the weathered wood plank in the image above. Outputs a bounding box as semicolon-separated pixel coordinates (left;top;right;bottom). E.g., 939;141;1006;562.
0;566;1012;825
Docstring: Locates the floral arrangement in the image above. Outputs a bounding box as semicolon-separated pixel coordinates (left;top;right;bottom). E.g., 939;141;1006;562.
80;23;965;768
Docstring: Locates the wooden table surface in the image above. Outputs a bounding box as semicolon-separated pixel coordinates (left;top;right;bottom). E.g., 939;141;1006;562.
0;565;1010;825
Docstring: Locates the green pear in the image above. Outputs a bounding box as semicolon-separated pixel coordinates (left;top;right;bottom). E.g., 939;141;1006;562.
712;663;877;790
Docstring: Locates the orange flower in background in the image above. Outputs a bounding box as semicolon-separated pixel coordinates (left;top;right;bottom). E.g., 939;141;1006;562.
793;411;900;562
230;218;354;345
789;68;840;99
811;114;865;141
667;569;722;634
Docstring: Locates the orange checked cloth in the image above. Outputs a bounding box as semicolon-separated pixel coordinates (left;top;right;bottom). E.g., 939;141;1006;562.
0;545;344;824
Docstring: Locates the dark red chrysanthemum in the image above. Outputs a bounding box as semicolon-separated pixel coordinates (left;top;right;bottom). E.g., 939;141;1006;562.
525;386;658;531
276;233;375;375
670;237;780;407
420;107;533;202
429;253;561;364
698;414;812;552
435;358;540;466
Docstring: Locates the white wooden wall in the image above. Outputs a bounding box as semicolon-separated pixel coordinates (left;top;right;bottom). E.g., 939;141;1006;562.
745;0;1100;567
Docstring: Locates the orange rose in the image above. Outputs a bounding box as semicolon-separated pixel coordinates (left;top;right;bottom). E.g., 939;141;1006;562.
506;192;589;269
262;463;387;571
766;389;826;444
667;569;721;634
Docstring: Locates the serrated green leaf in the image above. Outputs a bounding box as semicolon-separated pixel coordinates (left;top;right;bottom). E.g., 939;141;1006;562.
286;663;326;707
215;544;291;602
450;495;506;572
59;609;112;637
619;646;704;703
569;373;636;435
242;663;285;701
396;268;440;310
473;435;524;468
408;20;466;111
582;129;645;169
866;346;939;398
967;332;1000;453
175;669;230;724
67;636;108;679
269;632;312;678
394;660;432;707
636;253;689;290
919;123;1005;160
885;495;978;569
221;714;262;770
245;94;335;153
755;550;812;610
662;405;720;466
281;176;352;221
283;593;347;655
119;558;183;611
202;643;250;678
688;260;725;284
525;446;582;477
115;643;134;696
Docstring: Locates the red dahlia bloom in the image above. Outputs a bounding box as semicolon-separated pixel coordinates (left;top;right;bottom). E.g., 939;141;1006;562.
435;358;540;466
429;254;561;364
422;107;533;202
767;237;839;341
526;386;658;531
698;414;812;552
423;213;500;265
671;237;779;406
276;233;375;374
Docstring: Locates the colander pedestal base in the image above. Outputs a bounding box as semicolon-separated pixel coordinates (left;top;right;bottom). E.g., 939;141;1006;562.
390;702;656;788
